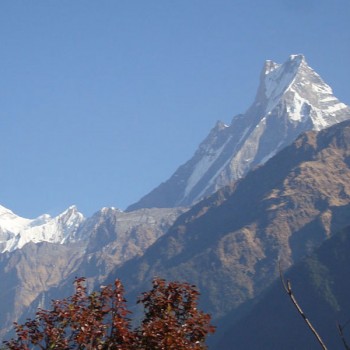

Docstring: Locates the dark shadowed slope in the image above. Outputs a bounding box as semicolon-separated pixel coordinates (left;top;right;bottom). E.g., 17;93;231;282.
217;225;350;350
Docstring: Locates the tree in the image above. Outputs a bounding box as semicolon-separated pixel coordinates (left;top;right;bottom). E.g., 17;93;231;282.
3;278;134;350
3;277;214;349
137;278;215;349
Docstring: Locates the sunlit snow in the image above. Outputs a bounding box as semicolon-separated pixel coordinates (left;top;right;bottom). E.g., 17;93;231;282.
0;205;85;252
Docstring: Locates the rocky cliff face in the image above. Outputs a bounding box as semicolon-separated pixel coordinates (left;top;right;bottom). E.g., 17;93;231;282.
113;120;350;323
70;207;187;283
128;55;350;210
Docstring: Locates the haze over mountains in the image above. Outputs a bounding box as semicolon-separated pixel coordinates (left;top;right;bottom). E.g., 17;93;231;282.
1;55;350;348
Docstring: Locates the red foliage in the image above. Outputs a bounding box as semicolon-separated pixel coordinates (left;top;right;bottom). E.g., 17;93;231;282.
137;278;215;350
3;277;214;350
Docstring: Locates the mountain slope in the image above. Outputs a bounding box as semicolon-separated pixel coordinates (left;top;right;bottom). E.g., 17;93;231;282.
0;241;84;340
112;120;350;324
128;55;350;210
217;225;350;350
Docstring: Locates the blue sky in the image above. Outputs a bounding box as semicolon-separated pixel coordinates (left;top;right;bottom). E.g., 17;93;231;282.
0;0;349;218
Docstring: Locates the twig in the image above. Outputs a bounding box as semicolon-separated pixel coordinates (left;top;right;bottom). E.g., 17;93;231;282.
337;320;350;350
279;262;328;350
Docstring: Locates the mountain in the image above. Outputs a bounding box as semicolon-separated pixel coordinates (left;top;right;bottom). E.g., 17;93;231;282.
2;54;350;347
217;225;350;349
128;54;350;211
110;119;350;326
0;206;185;339
0;205;85;252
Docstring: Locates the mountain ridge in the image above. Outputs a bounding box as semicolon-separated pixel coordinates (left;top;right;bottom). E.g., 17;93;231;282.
127;54;350;211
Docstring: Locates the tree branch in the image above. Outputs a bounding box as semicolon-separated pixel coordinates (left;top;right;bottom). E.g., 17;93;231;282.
279;262;328;350
337;320;350;350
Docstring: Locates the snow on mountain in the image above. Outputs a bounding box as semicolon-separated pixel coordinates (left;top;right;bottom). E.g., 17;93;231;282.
127;54;350;211
259;54;348;129
0;205;85;252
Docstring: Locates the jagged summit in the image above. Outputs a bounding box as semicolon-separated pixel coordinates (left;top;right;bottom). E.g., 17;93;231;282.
253;54;348;130
258;54;305;103
127;55;350;211
261;54;304;78
0;205;85;252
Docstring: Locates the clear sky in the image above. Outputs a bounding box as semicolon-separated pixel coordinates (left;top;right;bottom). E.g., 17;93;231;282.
0;0;349;218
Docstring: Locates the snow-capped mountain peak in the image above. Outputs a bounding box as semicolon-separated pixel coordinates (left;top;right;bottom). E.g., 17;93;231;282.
254;54;348;130
0;205;85;252
127;54;350;211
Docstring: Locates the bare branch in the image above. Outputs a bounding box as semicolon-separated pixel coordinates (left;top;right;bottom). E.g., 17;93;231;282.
337;321;350;350
279;262;328;350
